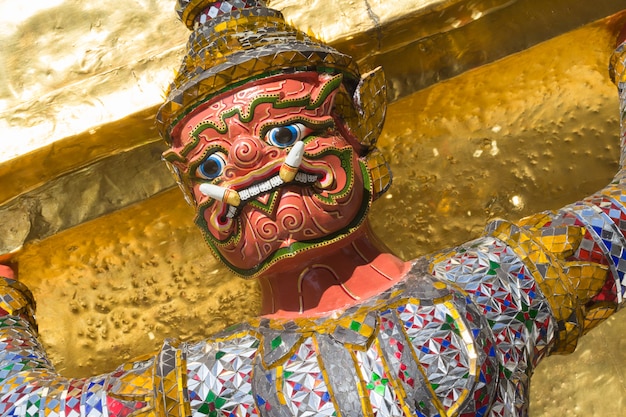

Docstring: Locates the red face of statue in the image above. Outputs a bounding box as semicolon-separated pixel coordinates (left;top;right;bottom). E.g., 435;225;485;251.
164;72;373;277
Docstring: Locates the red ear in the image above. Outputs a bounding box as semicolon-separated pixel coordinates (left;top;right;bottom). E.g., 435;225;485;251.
0;265;15;280
0;253;16;279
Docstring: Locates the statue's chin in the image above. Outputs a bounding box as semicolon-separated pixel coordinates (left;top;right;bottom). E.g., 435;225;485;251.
215;199;362;270
197;150;370;276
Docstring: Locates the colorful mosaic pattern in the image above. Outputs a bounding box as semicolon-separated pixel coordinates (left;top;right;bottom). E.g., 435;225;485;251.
431;237;554;416
279;337;334;416
0;271;491;417
355;339;408;417
0;314;153;417
0;208;621;417
181;270;502;417
0;264;542;417
187;334;259;416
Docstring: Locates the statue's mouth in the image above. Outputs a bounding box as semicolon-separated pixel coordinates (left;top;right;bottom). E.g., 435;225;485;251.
198;146;352;230
222;169;323;220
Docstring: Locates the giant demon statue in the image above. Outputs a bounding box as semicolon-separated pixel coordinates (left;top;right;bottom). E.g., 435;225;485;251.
1;1;626;417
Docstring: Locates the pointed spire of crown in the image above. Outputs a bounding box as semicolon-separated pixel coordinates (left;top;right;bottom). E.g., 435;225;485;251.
156;0;360;143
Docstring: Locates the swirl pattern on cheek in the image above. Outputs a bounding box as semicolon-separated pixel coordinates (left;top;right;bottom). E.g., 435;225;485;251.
266;147;281;160
254;216;280;242
278;203;306;233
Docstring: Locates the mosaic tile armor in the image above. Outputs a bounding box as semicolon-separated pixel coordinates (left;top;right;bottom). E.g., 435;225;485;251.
182;263;504;417
0;217;620;417
0;255;547;417
0;188;625;417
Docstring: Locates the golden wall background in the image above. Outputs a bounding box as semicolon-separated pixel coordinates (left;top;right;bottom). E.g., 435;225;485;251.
3;1;626;415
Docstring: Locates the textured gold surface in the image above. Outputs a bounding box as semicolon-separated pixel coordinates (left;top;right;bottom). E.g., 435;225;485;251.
11;13;626;416
0;0;185;161
272;0;470;41
1;0;445;165
18;188;261;376
370;17;621;259
3;0;623;210
0;107;162;207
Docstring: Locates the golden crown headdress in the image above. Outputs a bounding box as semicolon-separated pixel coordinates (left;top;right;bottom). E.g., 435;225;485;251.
156;0;391;198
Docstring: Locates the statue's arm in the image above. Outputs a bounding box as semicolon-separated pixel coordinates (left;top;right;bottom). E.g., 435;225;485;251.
486;40;626;354
427;40;626;414
0;267;262;417
433;41;626;357
0;272;163;416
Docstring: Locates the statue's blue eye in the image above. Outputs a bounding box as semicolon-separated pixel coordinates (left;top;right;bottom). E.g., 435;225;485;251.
196;152;227;180
266;123;309;147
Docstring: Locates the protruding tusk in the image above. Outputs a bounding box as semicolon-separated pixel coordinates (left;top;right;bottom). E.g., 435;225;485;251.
279;141;305;183
199;183;241;207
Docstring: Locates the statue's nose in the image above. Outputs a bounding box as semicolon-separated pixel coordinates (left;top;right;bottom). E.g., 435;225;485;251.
222;136;271;179
231;136;266;168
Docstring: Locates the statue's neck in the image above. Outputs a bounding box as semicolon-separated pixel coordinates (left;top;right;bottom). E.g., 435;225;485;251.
258;222;411;318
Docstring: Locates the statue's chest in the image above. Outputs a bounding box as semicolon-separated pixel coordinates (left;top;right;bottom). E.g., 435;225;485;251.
186;274;500;417
252;294;498;417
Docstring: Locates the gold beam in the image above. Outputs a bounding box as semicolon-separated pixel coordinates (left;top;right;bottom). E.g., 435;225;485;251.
2;1;625;256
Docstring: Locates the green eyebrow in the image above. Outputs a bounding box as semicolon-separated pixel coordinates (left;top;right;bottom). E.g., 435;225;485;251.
258;117;335;140
187;145;229;178
176;74;343;158
162;148;185;164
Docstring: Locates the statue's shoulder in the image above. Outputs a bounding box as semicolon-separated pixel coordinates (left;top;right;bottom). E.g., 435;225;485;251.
184;315;301;362
379;257;460;303
204;319;263;352
184;321;262;373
